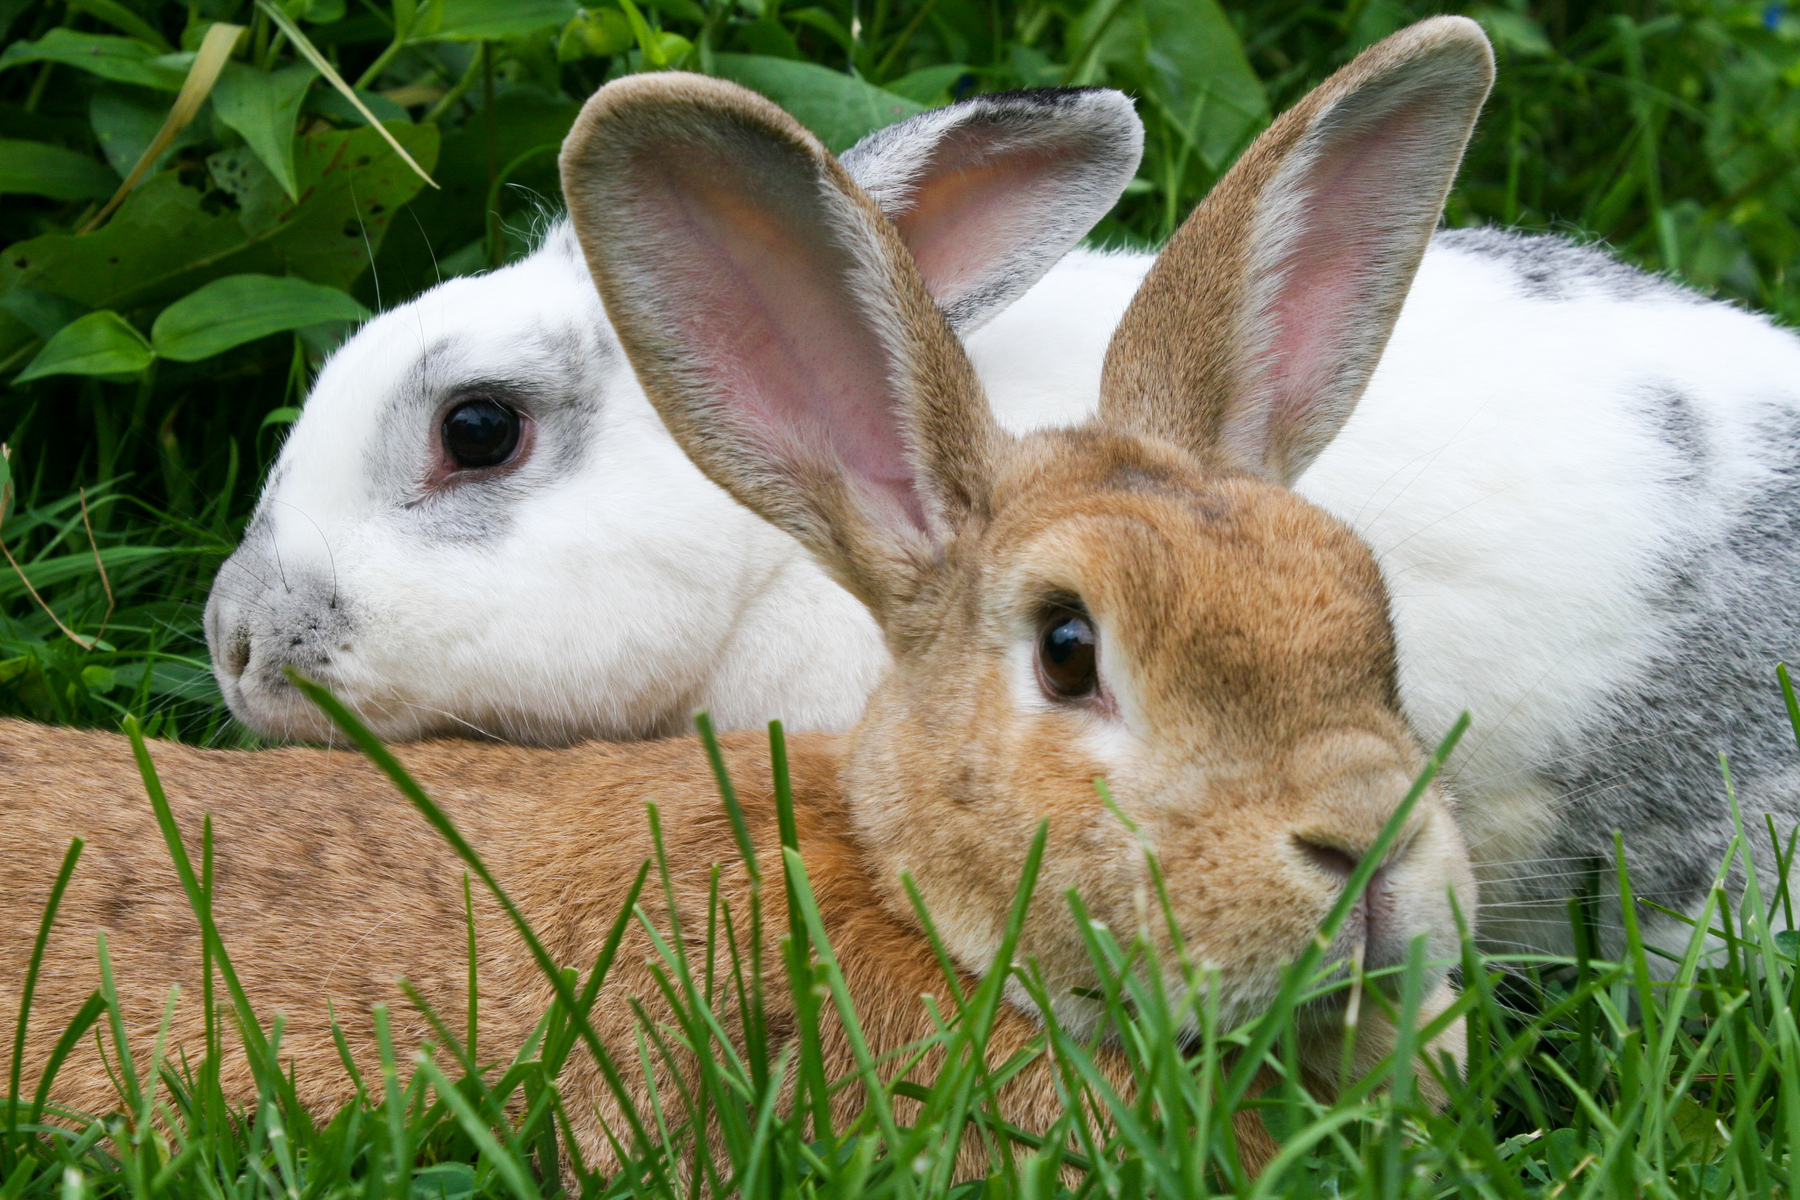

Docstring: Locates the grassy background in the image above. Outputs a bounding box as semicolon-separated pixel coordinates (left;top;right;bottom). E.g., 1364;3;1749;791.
5;1;1800;1197
2;0;1800;743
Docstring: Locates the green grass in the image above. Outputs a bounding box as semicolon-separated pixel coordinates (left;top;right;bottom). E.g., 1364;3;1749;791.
5;699;1800;1198
3;0;1800;740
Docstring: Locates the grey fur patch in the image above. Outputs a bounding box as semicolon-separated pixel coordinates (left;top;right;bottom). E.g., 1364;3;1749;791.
1435;227;1695;304
1524;403;1800;952
1641;383;1709;492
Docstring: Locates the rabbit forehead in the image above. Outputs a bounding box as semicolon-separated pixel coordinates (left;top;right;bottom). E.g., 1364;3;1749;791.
979;431;1402;736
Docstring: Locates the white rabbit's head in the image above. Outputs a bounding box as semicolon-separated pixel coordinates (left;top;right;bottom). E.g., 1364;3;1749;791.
205;89;1143;743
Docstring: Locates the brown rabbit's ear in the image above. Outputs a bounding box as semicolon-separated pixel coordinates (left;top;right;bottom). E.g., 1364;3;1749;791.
559;74;998;619
841;88;1144;333
1098;16;1494;485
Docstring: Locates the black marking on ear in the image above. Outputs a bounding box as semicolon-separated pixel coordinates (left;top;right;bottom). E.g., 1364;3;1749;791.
1435;228;1695;304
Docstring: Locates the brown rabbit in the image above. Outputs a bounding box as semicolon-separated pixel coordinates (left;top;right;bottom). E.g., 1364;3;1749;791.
0;15;1491;1179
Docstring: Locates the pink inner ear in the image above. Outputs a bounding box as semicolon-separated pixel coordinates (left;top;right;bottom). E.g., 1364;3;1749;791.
893;137;1070;311
646;166;929;536
1250;110;1437;454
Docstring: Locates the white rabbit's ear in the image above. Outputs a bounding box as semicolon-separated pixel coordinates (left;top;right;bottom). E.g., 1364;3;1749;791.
559;73;999;621
1099;17;1493;485
841;88;1143;333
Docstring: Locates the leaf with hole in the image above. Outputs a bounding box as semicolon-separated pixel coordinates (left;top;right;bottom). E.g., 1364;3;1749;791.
0;140;119;201
0;121;438;360
14;310;153;380
211;63;317;201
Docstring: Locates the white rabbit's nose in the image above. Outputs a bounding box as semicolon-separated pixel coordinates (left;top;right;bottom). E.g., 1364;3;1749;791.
220;625;252;680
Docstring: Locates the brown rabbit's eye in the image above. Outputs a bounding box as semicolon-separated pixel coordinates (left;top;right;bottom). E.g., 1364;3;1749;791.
443;398;521;469
1038;609;1098;700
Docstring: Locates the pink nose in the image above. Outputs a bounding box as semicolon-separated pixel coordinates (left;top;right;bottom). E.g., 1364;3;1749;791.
1294;836;1410;970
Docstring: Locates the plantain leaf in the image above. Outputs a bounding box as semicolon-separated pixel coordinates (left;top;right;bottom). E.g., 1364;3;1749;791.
212;63;317;201
710;54;922;152
0;29;188;90
151;274;368;361
14;310;153;380
0;139;119;200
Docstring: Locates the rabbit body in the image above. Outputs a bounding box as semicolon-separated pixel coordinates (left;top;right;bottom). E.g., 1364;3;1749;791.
30;24;1497;1164
0;720;1084;1172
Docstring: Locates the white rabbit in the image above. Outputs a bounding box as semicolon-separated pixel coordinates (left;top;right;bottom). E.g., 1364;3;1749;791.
210;71;1800;963
204;87;1143;745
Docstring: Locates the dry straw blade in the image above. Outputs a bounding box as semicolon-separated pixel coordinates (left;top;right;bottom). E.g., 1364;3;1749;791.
80;22;245;234
254;0;438;191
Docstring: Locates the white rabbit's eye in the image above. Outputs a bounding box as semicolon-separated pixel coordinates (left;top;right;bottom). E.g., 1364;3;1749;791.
443;398;522;469
1037;607;1098;700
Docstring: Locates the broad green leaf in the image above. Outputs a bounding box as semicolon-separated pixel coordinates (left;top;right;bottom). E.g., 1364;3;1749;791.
212;63;317;200
711;55;922;152
151;274;368;361
15;310;153;380
430;0;577;40
1134;0;1266;171
308;85;411;124
0;30;187;90
734;18;800;59
0;121;438;360
84;22;245;231
0;140;118;200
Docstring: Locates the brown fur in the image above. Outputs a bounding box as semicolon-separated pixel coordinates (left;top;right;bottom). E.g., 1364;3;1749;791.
0;16;1493;1185
0;725;1095;1175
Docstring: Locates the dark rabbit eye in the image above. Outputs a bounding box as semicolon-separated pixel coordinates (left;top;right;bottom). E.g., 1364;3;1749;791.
442;398;521;469
1037;608;1098;700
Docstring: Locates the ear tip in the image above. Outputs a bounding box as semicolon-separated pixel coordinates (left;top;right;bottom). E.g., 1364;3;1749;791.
1396;15;1498;80
561;71;825;177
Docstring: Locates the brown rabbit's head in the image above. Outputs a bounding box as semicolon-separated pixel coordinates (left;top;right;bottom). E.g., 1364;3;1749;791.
561;17;1491;1041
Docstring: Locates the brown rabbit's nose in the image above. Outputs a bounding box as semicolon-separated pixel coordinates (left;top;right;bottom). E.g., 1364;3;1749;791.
1293;832;1420;970
1296;838;1360;882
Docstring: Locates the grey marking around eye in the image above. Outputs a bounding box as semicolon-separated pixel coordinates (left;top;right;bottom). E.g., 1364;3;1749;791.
368;325;617;545
1524;402;1800;950
1435;227;1695;304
